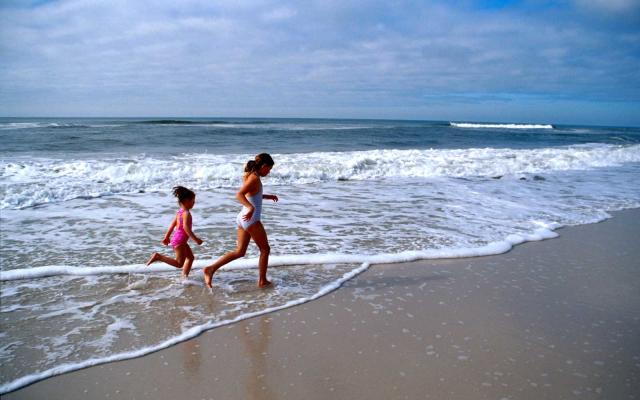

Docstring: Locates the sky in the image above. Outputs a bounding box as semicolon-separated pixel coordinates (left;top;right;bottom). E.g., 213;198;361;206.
0;0;639;126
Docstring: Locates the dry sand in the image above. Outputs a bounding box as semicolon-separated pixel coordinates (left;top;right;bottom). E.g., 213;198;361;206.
4;209;640;400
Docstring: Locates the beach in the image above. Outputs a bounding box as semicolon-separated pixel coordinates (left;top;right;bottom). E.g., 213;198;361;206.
4;208;639;399
3;0;640;397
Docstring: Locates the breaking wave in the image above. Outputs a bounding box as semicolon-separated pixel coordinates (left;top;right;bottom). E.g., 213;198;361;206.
450;122;554;129
2;144;639;209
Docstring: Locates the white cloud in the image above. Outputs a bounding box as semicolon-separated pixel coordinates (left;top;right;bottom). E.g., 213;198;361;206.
261;6;297;22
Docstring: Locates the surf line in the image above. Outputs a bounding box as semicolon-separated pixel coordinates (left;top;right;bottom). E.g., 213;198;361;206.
0;261;371;395
1;227;559;282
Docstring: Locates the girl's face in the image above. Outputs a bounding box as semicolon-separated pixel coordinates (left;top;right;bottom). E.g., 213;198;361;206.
182;197;196;210
259;164;273;177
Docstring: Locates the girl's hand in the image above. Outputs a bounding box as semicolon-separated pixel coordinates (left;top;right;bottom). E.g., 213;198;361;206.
243;207;255;221
162;238;170;246
195;238;203;246
266;194;278;202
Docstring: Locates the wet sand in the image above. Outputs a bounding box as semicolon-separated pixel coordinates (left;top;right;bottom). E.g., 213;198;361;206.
5;209;640;399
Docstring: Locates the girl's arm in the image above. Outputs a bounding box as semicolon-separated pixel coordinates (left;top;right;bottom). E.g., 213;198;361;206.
182;211;203;245
162;217;177;245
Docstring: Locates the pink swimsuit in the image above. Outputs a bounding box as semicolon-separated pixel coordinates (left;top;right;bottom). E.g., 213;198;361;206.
170;209;191;248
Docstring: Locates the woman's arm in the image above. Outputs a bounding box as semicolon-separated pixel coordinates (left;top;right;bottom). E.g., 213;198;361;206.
236;175;259;209
182;211;203;245
237;175;260;221
263;194;278;202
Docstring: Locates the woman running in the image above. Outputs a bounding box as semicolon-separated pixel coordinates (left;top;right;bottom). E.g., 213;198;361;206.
203;153;278;288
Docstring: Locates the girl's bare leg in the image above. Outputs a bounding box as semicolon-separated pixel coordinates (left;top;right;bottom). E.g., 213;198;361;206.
247;221;271;288
182;245;195;278
203;228;251;288
147;245;186;269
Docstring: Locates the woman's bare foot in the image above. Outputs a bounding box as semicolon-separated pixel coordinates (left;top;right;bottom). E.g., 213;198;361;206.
146;253;160;266
258;279;272;288
203;266;214;288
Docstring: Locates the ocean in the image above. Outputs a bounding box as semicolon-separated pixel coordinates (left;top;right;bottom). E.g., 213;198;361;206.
1;117;639;392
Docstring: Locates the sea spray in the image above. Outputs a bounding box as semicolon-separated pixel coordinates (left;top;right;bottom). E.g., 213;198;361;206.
2;144;639;209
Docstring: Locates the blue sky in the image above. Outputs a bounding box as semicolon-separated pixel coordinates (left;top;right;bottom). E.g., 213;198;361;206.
1;0;639;125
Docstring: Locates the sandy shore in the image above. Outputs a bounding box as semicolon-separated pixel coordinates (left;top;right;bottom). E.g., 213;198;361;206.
5;209;640;400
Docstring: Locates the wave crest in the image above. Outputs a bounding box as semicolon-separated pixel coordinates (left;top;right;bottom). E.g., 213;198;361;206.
2;144;639;209
451;122;554;129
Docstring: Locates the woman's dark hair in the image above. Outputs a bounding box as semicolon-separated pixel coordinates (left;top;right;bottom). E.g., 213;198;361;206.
172;186;196;204
244;153;275;175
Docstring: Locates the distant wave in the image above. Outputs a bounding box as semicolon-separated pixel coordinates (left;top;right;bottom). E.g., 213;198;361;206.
0;123;43;130
134;119;374;130
0;122;95;130
135;119;275;125
136;119;226;125
0;120;269;129
0;119;332;130
450;122;554;129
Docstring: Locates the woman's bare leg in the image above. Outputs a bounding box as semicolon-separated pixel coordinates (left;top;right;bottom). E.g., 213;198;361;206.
203;228;251;288
247;222;271;288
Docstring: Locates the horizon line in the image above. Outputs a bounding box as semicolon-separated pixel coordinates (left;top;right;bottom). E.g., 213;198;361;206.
2;115;636;128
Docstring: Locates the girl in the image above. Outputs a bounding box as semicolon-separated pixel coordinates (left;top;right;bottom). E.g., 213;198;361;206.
203;153;278;288
147;186;203;278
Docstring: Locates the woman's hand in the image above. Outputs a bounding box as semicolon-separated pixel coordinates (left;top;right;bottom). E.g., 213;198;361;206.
162;237;171;246
264;194;278;202
243;207;255;221
195;237;203;246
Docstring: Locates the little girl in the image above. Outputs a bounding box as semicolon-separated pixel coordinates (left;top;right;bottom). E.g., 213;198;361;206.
147;186;203;278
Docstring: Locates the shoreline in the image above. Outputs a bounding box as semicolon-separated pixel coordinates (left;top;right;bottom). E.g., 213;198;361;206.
3;208;640;399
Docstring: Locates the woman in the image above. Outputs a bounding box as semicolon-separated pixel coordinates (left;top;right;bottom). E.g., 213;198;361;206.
203;153;278;288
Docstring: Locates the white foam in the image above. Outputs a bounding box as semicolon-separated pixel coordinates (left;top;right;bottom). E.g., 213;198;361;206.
0;261;371;395
450;122;554;129
0;227;559;282
0;123;42;130
2;144;639;209
181;278;203;286
0;122;94;130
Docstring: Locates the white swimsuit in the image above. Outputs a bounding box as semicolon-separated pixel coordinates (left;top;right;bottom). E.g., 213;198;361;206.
236;184;263;230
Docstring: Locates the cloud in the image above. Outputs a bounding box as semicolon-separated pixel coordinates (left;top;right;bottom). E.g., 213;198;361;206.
261;6;297;22
0;0;638;124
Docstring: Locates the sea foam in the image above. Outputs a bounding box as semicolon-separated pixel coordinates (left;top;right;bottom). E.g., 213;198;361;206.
450;122;554;129
2;144;639;209
0;260;372;395
0;226;560;282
